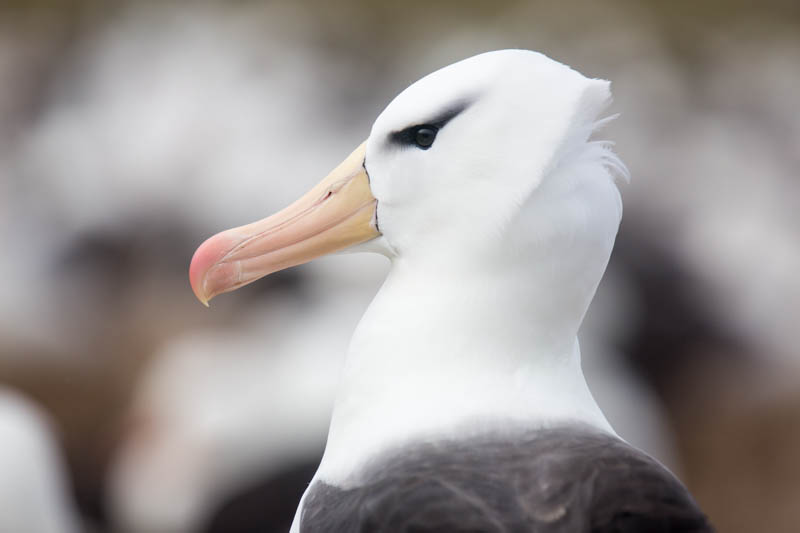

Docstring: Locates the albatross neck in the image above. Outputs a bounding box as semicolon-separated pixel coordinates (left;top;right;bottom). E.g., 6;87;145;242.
316;250;613;484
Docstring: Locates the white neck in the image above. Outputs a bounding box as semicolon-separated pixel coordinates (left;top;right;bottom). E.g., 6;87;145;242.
314;154;622;485
316;259;612;485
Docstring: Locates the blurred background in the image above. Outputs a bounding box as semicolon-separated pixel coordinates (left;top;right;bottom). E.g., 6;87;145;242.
1;1;799;532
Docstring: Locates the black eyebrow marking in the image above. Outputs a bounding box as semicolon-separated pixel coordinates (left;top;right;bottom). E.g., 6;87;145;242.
388;98;474;147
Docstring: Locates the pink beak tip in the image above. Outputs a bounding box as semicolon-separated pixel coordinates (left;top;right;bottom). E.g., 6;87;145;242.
189;233;229;307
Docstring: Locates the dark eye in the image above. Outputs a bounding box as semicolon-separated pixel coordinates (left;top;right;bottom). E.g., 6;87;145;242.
389;124;440;150
413;126;437;149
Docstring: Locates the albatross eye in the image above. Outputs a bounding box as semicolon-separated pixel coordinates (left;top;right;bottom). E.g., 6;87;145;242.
389;124;440;150
413;126;437;149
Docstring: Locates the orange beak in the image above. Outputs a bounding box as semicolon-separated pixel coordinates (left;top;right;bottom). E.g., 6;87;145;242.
189;142;379;306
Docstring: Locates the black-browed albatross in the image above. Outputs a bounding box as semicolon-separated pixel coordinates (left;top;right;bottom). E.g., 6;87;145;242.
189;49;712;532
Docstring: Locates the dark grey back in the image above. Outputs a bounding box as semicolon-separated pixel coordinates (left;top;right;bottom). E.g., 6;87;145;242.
301;424;712;533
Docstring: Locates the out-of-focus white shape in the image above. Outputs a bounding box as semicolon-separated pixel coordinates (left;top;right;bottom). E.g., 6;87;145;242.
0;388;79;533
613;37;800;371
675;39;800;372
0;20;81;358
0;218;68;356
18;4;365;236
108;254;387;533
2;3;375;363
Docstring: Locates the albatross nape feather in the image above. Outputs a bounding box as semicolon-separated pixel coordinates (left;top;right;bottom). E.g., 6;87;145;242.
189;49;712;533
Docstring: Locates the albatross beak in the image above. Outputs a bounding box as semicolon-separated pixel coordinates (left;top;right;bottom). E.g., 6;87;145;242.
189;142;378;306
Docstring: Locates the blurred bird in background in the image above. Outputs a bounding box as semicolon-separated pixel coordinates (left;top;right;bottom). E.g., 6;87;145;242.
0;387;80;533
1;2;799;533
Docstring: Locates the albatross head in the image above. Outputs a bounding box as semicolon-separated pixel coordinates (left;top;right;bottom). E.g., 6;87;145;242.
190;49;626;313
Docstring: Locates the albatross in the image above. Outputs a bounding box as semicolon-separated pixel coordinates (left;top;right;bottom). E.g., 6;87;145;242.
189;49;712;532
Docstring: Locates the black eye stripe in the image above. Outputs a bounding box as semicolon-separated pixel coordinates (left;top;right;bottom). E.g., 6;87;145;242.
391;124;438;150
387;98;474;151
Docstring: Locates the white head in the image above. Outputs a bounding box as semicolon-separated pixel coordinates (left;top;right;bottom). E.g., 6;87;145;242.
359;50;627;355
367;50;621;262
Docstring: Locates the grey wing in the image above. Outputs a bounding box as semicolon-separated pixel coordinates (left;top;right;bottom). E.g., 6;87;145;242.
300;425;713;533
518;428;714;533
